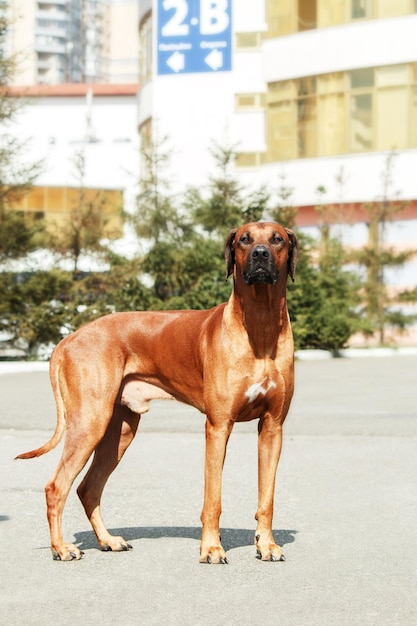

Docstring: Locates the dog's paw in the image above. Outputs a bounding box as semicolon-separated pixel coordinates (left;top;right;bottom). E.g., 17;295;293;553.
99;536;133;552
52;543;84;561
199;546;228;564
254;534;285;562
256;549;286;562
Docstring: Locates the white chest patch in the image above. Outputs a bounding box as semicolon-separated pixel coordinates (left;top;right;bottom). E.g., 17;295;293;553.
245;379;277;403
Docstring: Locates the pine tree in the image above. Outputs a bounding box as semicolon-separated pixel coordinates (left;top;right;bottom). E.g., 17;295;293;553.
0;11;43;263
352;153;414;344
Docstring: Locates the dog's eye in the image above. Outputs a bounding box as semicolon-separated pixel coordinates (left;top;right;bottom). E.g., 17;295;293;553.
271;234;284;244
239;234;251;245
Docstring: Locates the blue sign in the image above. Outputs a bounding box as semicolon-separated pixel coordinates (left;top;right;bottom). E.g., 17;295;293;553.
157;0;232;75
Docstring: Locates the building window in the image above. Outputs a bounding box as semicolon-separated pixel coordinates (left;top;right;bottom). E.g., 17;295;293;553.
348;68;374;151
297;77;317;157
139;11;152;83
350;93;373;151
139;117;153;177
266;0;417;37
235;93;265;109
235;32;263;49
266;0;295;37
298;0;317;30
235;153;266;167
375;64;409;150
351;0;373;19
265;63;417;163
349;67;374;89
6;186;122;237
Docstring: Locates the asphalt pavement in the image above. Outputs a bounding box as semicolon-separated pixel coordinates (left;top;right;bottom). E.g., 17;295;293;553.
1;355;416;625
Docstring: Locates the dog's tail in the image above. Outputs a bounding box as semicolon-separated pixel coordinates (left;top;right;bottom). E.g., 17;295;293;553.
15;353;66;460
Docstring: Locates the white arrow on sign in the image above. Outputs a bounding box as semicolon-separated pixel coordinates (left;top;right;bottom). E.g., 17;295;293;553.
166;51;185;72
204;49;223;71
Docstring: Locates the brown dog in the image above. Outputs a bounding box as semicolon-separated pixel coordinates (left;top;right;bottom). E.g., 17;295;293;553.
16;221;298;563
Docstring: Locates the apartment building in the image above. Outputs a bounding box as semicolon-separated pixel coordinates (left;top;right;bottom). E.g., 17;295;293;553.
5;0;139;84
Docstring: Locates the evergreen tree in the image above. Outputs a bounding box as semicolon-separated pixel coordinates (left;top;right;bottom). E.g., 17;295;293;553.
189;141;269;239
46;149;119;273
132;131;191;245
350;154;415;343
0;12;43;263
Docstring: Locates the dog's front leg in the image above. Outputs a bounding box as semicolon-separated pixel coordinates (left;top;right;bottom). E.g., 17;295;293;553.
199;417;233;564
255;417;286;561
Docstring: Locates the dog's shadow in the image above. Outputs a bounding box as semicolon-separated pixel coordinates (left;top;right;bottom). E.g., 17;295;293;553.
73;526;298;552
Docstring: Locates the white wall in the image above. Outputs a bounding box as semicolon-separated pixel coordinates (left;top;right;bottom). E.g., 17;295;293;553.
152;72;235;190
13;94;139;195
239;150;417;206
263;15;417;82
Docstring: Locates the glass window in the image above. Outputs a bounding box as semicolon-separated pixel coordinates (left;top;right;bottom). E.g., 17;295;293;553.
267;101;297;160
349;67;374;88
9;195;26;210
139;118;153;176
297;97;317;156
298;0;317;30
409;86;417;147
139;11;152;83
27;187;46;210
376;0;412;17
47;188;65;212
376;88;408;149
318;72;345;94
351;0;373;19
235;94;265;109
350;93;373;151
297;76;316;97
139;118;152;152
267;0;416;34
235;33;262;48
235;153;258;167
266;0;294;37
268;80;296;103
266;62;415;162
318;93;346;155
376;64;408;87
317;0;346;27
66;188;80;211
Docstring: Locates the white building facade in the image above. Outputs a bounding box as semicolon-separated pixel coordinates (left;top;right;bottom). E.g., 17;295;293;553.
137;0;417;341
138;2;417;201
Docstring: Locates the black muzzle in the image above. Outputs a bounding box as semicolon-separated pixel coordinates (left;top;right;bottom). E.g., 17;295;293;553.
243;245;279;285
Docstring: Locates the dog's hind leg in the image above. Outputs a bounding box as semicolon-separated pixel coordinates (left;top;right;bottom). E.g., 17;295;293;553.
76;404;140;553
45;415;113;561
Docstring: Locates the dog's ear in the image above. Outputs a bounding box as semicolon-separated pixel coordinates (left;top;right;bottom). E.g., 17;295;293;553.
286;228;299;282
224;228;238;280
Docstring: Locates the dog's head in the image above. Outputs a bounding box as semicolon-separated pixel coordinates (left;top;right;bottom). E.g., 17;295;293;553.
225;222;298;284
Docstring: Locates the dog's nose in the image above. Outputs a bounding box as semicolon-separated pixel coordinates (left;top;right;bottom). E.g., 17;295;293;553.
252;245;271;260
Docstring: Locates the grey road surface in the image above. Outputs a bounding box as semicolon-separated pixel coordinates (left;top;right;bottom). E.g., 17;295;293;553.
1;356;416;625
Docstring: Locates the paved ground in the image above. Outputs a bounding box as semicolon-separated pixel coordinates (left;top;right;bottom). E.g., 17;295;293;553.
1;356;416;625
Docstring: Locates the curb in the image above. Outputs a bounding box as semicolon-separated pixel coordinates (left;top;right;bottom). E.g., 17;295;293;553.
296;347;417;360
0;362;49;376
1;347;417;375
